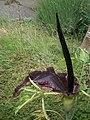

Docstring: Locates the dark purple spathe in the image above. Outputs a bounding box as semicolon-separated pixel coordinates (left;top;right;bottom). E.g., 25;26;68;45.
13;67;79;97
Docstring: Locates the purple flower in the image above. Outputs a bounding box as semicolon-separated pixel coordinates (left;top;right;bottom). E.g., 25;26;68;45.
13;13;79;97
13;67;79;97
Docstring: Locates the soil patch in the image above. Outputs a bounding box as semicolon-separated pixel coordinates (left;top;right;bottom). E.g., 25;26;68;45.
0;0;37;20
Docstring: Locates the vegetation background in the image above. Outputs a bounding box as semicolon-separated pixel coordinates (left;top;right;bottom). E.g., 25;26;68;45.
0;0;90;120
37;0;90;35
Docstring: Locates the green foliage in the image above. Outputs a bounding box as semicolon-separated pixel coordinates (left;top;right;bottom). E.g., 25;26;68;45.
0;19;90;120
71;48;90;120
72;48;90;87
15;80;63;120
37;0;90;34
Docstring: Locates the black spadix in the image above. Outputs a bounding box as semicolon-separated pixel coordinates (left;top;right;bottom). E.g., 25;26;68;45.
56;13;74;93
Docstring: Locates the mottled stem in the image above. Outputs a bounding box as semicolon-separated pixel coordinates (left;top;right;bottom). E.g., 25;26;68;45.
66;112;70;120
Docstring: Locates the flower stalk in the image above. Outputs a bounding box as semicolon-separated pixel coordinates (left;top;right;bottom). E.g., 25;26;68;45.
66;112;70;120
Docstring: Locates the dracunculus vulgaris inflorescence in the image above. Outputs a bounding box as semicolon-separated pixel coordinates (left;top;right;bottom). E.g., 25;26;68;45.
13;13;79;113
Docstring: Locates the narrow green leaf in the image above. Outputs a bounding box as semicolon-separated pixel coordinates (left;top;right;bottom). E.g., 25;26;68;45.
42;98;50;120
15;93;36;114
29;77;41;90
23;88;41;94
81;90;90;97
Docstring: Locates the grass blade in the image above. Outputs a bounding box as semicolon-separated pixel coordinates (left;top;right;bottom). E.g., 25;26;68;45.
15;93;36;114
42;98;50;120
29;77;41;90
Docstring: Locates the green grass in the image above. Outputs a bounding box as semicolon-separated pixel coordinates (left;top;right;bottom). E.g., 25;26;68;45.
37;0;90;34
0;18;90;120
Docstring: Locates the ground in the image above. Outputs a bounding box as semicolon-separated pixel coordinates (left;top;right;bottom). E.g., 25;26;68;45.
0;0;36;20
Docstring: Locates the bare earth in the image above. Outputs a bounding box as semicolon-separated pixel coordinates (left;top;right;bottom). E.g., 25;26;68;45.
0;0;37;20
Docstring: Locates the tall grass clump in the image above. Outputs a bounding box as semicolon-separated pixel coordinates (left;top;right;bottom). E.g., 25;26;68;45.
37;0;90;34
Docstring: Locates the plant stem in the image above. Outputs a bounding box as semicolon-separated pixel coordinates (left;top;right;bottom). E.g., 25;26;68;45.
66;112;70;120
